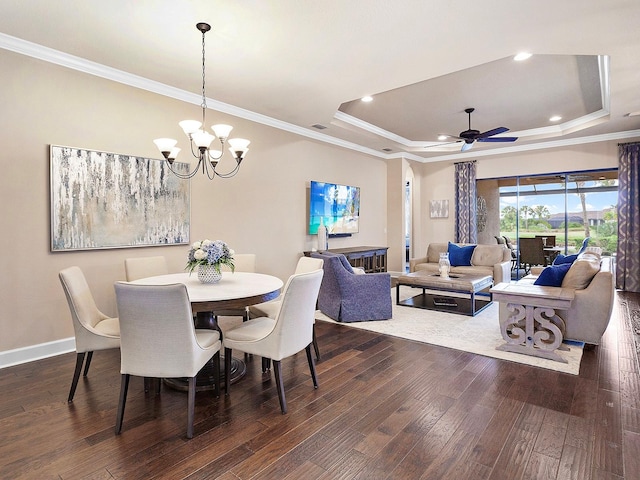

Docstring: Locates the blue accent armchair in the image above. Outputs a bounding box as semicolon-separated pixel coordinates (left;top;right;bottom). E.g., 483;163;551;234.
311;252;392;322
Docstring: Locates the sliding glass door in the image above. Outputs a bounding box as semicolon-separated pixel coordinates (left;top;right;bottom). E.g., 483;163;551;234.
480;169;618;279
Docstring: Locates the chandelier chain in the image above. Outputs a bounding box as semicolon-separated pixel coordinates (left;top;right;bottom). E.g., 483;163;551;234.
201;28;207;125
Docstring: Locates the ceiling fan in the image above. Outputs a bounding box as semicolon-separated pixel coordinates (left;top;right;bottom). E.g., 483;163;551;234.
447;107;518;152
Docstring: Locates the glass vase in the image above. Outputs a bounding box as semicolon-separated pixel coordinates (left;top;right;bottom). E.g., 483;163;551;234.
197;264;222;284
438;252;451;278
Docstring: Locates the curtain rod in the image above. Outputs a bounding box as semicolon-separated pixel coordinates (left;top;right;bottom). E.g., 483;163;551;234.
618;141;640;146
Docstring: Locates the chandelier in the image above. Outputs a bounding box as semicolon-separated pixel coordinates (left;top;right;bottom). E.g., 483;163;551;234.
154;22;250;180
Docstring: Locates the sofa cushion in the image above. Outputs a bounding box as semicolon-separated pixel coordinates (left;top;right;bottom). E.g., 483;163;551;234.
562;256;601;290
472;244;505;267
534;263;572;287
582;247;602;258
448;242;475;266
427;243;448;263
450;265;494;278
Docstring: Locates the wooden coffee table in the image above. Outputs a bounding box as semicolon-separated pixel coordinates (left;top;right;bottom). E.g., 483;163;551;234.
396;271;493;316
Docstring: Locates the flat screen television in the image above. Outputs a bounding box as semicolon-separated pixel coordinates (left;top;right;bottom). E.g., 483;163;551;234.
309;180;360;235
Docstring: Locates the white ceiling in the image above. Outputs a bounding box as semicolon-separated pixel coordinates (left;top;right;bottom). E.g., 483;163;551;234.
1;0;640;163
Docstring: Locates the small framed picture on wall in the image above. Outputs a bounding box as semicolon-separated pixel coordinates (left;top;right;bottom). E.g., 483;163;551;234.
430;199;449;218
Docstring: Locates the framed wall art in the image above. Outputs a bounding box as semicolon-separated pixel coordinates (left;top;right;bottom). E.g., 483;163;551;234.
430;199;449;219
50;145;191;251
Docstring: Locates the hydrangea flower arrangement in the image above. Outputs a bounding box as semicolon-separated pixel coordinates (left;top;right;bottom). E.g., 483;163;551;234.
186;239;235;274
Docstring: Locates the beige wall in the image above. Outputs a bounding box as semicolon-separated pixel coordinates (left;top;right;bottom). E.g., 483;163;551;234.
0;50;389;357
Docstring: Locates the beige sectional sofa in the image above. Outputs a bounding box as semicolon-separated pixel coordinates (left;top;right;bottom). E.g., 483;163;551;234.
497;250;614;345
410;242;512;285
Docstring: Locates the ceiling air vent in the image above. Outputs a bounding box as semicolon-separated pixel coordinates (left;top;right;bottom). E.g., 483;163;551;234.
311;124;327;130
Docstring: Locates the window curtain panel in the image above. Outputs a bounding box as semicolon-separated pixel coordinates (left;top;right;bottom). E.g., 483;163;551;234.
454;161;477;244
617;142;640;292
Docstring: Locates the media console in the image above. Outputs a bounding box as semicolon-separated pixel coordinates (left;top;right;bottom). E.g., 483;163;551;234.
304;246;388;273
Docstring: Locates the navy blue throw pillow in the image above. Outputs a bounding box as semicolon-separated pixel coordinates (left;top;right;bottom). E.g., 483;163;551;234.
534;263;572;286
553;253;578;265
447;242;475;266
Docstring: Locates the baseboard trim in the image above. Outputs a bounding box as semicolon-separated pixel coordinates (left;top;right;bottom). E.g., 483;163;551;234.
0;338;76;369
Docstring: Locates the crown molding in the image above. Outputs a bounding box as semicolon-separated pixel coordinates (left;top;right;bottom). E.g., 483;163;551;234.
0;32;387;160
0;34;627;163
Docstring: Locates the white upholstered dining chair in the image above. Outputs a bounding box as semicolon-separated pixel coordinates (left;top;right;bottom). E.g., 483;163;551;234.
249;256;324;361
59;266;120;403
124;256;168;282
223;268;324;414
125;255;171;392
114;282;221;439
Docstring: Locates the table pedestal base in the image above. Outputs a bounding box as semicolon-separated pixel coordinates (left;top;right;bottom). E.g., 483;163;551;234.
498;303;568;363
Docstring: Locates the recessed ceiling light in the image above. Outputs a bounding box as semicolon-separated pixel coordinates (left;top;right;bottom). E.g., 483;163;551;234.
438;135;449;141
361;96;373;102
549;115;562;122
514;52;532;61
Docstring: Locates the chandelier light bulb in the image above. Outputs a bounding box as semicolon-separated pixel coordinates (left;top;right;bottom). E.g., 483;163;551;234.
179;120;202;136
228;138;250;150
192;130;215;149
153;138;178;156
212;124;233;140
208;149;223;160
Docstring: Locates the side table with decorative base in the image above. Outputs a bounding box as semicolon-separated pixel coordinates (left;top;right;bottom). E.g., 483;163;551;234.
490;282;575;363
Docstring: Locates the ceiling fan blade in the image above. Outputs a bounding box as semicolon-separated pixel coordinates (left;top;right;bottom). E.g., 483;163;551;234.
461;141;474;152
476;127;509;139
477;136;518;143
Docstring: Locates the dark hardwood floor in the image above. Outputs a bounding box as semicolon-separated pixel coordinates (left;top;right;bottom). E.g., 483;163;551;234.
1;292;640;479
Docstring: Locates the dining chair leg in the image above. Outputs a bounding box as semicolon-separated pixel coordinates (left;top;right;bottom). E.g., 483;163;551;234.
273;360;287;414
306;344;319;389
115;374;130;435
224;348;232;395
312;326;321;361
187;376;196;439
213;352;221;398
82;351;93;376
68;352;86;403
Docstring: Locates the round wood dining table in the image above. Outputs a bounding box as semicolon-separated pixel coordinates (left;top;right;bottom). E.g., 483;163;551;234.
130;271;283;391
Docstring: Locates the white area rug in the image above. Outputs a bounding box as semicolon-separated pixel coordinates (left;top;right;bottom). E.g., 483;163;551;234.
315;286;583;375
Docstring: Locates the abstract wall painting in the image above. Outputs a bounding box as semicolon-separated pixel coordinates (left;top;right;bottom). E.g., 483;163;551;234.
50;145;190;251
430;199;449;219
